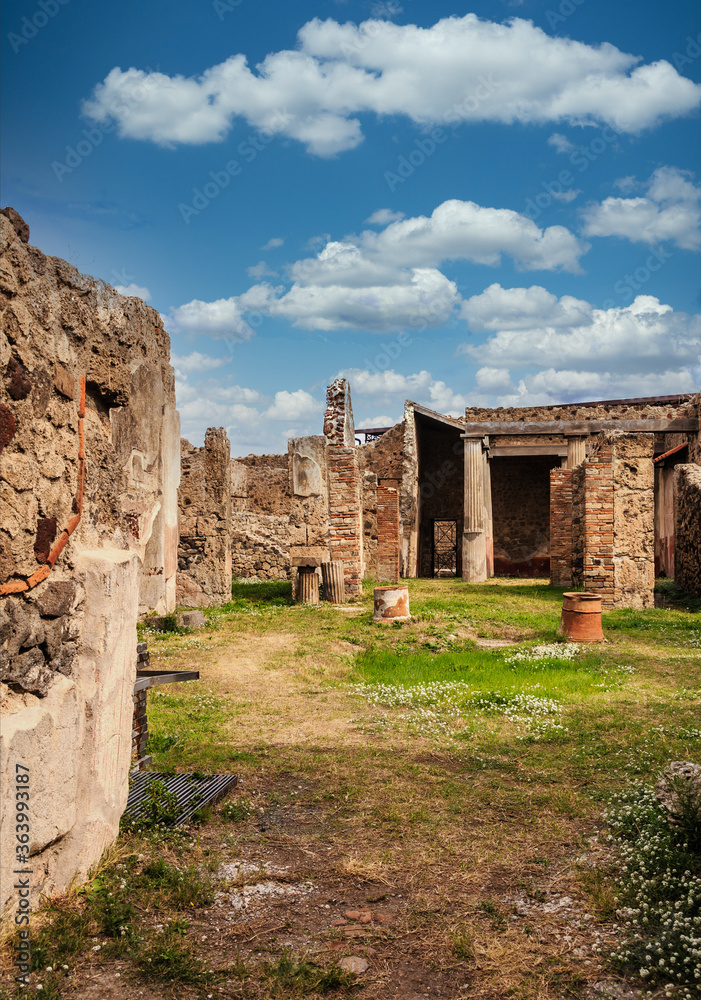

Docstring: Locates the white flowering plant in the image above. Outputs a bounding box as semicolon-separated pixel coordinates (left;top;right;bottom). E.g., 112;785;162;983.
603;783;701;992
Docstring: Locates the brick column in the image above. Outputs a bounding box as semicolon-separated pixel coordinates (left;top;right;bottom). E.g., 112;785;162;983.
550;468;573;586
327;446;362;595
582;446;615;604
377;479;400;583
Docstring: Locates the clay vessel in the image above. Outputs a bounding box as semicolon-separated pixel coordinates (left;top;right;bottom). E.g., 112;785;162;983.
558;591;605;642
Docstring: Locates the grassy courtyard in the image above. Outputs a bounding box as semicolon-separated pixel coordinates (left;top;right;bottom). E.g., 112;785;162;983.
1;578;700;999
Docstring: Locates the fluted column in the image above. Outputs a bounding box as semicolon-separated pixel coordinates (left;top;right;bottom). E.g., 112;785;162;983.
463;436;487;582
567;436;586;469
482;446;494;577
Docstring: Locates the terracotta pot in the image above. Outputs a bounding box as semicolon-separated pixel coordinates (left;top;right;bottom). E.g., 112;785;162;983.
558;591;605;642
373;585;410;622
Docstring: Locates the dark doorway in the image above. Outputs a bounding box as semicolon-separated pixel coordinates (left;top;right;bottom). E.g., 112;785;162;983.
432;519;458;577
416;410;464;577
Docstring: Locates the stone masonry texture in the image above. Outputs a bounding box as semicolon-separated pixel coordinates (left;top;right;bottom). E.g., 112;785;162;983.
674;464;701;596
377;480;401;583
177;428;232;606
1;209;179;913
550;469;573;587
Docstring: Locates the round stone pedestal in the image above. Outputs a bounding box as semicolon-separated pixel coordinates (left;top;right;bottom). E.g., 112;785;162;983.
373;585;410;622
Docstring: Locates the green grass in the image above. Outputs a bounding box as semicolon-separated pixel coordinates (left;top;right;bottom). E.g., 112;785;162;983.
354;645;621;701
230;578;293;603
8;577;700;1000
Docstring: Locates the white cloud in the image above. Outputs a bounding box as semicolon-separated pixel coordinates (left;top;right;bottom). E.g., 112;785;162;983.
263;389;323;421
551;188;580;203
492;368;700;406
474;367;517;393
166;296;255;340
365;208;405;225
360;199;588;272
262;237;284;249
168;196;587;336
175;368;322;452
461;294;701;375
357;414;397;427
171;351;229;375
547;132;575;154
461;283;593;332
264;268;460;333
246;260;278;279
459;291;700;409
582;166;701;250
83;15;701;156
339;367;470;415
114;282;151;300
614;175;637;193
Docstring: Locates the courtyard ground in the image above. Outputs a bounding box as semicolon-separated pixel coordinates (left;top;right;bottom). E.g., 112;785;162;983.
1;578;700;1000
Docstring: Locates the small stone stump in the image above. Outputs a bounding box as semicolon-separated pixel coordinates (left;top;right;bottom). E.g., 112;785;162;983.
321;560;345;604
290;545;328;605
373;585;410;622
297;566;320;604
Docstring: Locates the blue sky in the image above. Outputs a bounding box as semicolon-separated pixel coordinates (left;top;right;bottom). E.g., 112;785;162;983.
2;0;700;453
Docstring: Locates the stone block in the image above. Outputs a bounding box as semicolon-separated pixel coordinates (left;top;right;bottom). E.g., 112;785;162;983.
32;581;77;618
0;675;81;912
179;610;205;628
1;596;45;658
2;646;53;696
290;545;329;568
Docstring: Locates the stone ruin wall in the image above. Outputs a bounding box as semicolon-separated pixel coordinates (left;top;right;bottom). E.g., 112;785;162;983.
177;428;232;606
359;421;406;581
673;464;701;596
610;433;655;607
230;454;293;580
557;432;654;607
466;397;696;427
0;209;179;913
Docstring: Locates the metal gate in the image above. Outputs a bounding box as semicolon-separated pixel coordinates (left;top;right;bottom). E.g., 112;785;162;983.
432;519;458;577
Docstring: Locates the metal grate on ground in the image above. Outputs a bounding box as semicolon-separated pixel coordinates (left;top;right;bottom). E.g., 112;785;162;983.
124;771;238;828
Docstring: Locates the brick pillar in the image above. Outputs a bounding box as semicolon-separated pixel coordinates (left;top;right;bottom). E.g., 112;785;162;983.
582;446;614;604
327;446;362;596
550;468;573;586
377;479;400;583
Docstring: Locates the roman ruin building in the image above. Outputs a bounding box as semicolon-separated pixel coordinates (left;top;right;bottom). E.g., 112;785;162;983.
2;208;701;915
225;386;701;609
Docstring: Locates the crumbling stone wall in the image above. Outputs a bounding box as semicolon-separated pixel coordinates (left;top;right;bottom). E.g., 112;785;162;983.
465;398;697;425
360;421;405;581
673;464;701;595
400;407;420;578
0;209;179;912
550;468;573;587
230;454;292;580
177;429;232;606
322;381;363;596
611;433;655;607
563;433;654;607
362;470;378;579
377;480;401;583
323;377;355;447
